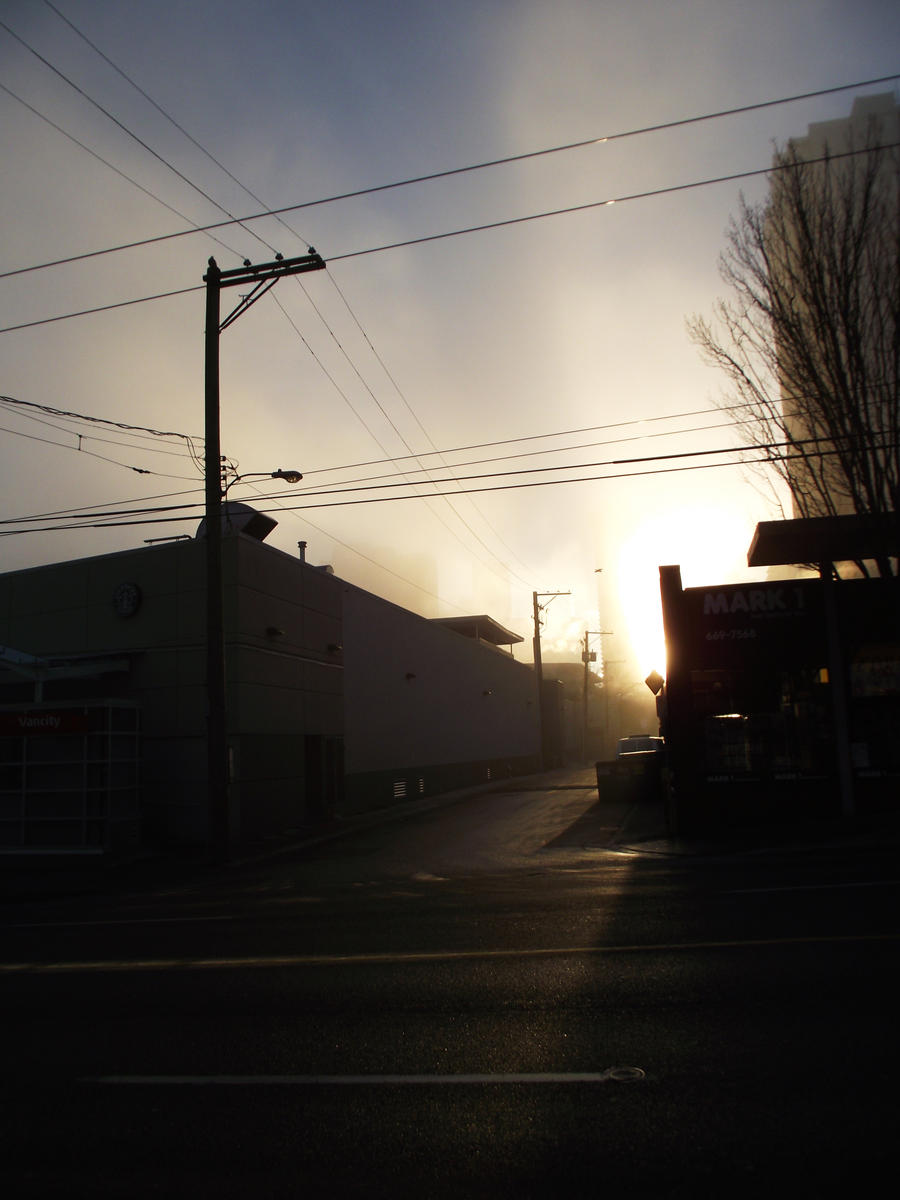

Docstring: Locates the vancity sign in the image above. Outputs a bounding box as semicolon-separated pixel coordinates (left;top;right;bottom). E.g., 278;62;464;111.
0;710;90;735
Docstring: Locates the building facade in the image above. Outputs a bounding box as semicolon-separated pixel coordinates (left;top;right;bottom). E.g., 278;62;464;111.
659;516;900;832
0;522;540;854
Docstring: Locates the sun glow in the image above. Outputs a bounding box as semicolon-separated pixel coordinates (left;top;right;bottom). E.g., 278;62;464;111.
616;503;757;677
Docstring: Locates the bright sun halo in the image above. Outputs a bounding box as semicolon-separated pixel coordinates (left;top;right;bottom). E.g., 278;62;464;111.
616;503;757;677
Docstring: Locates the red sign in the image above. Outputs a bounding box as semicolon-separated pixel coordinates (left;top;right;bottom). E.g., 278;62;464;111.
0;710;90;735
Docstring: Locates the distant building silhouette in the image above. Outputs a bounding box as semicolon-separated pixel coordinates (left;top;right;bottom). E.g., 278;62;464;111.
773;93;900;520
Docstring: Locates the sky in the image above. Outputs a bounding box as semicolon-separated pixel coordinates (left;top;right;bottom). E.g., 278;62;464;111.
2;0;899;683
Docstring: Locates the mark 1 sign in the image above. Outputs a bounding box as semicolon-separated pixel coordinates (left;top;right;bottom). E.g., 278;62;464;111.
701;584;810;617
681;580;825;668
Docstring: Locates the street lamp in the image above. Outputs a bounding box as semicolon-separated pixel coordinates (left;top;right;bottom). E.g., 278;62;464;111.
225;468;304;490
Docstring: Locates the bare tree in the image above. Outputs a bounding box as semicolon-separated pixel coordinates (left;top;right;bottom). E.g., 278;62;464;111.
689;130;899;575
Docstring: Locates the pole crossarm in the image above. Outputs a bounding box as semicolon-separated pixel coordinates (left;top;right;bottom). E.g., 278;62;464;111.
213;251;326;288
204;252;327;333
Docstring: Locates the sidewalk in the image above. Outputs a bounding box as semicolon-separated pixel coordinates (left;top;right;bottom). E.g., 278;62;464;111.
4;765;899;901
0;765;598;902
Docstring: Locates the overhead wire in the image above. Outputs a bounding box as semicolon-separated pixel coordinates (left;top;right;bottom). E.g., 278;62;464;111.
244;433;899;502
28;0;543;586
0;81;249;262
3;439;886;536
0;421;182;477
38;0;291;232
0;400;738;527
281;283;537;589
0;13;273;261
6;4;486;577
3;45;894;580
0;394;203;465
0;285;203;334
240;482;467;614
1;409;199;460
2;72;897;281
319;273;540;581
291;420;741;491
0;394;205;479
3;431;889;530
295;403;758;476
4;140;898;339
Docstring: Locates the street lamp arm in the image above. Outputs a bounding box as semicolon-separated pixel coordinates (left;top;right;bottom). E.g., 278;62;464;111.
222;468;303;497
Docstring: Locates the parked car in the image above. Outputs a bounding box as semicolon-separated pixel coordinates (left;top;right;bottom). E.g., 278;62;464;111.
616;734;665;758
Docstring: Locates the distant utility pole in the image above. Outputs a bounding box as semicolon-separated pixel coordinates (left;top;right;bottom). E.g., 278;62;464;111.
532;590;570;769
204;251;325;861
582;629;612;761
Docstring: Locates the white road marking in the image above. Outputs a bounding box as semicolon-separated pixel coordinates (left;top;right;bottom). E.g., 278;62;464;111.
727;880;900;894
3;914;237;930
2;932;896;974
87;1068;646;1086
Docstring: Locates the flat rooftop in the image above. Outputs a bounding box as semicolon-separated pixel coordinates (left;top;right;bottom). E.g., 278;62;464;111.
748;514;900;567
429;615;524;647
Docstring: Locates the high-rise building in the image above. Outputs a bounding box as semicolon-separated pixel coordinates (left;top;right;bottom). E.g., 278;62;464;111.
770;93;900;522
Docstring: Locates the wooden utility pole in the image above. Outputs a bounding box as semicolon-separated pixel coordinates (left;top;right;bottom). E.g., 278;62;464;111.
204;251;325;861
532;590;569;769
581;629;611;761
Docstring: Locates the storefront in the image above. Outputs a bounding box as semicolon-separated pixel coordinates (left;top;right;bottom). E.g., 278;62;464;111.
660;515;900;831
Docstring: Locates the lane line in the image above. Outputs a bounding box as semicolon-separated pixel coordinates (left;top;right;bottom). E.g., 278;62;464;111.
728;880;900;895
2;932;897;974
4;914;238;930
86;1068;646;1086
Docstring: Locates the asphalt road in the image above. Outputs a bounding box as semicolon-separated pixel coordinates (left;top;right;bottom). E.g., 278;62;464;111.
2;773;898;1197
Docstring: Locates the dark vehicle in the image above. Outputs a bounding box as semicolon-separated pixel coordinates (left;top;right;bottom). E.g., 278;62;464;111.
616;734;665;758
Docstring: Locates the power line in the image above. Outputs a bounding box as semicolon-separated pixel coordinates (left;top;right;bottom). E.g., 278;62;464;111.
0;394;202;442
2;4;572;592
0;394;205;479
297;419;744;487
0;421;179;476
327;141;900;264
3;440;880;536
35;2;495;590
0;14;273;260
0;285;203;334
0;410;198;460
2;72;896;281
278;284;537;590
297;404;755;475
240;483;468;614
0;81;249;262
4;432;887;531
0;482;205;527
320;273;541;582
6;140;897;338
39;0;316;253
8;10;842;592
27;4;499;587
257;434;896;502
0;400;736;527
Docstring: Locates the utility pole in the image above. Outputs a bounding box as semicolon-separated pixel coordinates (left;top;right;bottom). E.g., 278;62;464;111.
204;250;325;861
532;590;569;769
582;629;611;762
